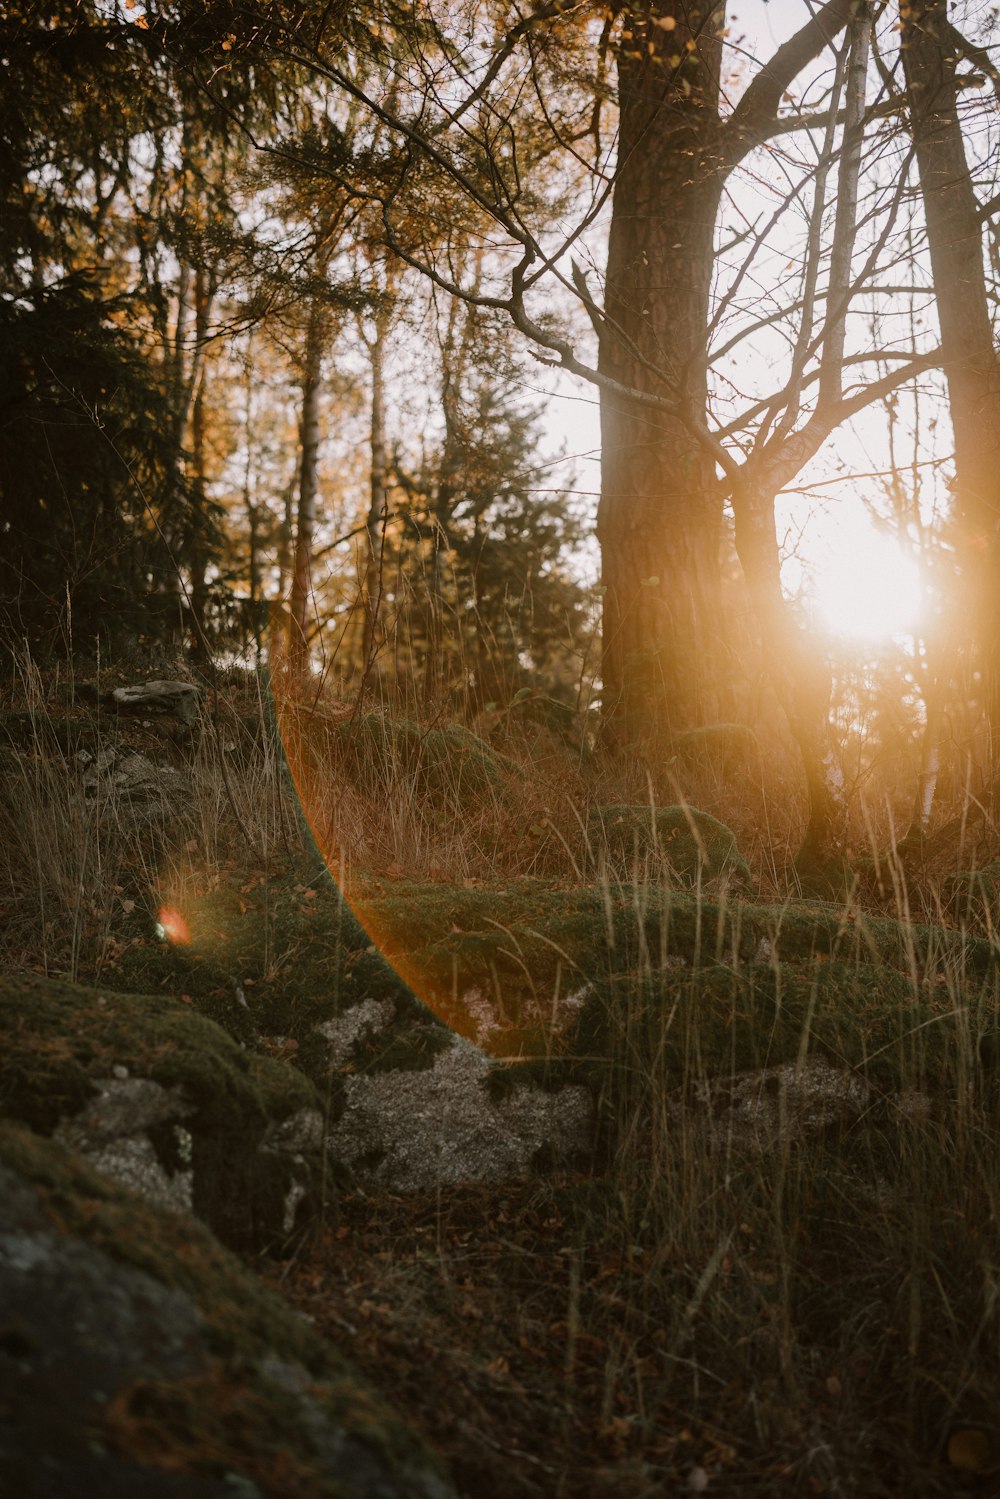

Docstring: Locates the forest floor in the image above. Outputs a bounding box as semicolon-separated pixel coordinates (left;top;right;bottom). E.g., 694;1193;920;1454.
259;1161;1000;1499
4;661;1000;1496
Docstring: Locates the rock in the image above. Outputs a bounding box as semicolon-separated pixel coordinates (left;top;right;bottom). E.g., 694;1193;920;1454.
0;1122;455;1499
676;1056;872;1152
315;997;397;1064
111;679;201;725
79;746;190;819
0;973;321;1251
328;1033;593;1194
54;1077;195;1214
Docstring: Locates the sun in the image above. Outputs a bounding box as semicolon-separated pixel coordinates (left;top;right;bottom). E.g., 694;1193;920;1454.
812;527;924;640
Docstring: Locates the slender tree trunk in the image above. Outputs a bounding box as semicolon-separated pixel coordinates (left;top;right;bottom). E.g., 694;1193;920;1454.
289;303;324;678
903;0;1000;758
599;3;730;749
188;263;214;655
362;313;390;671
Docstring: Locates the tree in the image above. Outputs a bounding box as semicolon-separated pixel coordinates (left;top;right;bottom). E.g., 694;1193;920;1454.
241;0;935;864
390;302;592;712
901;0;1000;797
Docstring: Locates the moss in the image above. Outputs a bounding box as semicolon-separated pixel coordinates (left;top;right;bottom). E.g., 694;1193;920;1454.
111;867;419;1061
945;862;1000;929
351;1019;455;1075
0;1122;451;1496
351;879;997;1048
482;1056;581;1103
587;804;752;889
672;721;758;770
0;971;317;1137
572;957;1000;1097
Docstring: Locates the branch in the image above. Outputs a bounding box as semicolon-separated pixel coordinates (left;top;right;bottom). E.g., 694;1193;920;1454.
734;350;942;500
724;0;857;164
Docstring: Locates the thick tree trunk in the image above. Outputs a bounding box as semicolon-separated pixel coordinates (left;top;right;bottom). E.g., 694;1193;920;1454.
903;0;1000;753
289;303;324;678
599;3;729;748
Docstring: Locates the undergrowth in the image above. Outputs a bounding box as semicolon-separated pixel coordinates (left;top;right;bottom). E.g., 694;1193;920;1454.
3;649;1000;1494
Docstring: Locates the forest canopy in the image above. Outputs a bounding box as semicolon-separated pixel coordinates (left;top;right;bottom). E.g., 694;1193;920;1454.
3;0;1000;871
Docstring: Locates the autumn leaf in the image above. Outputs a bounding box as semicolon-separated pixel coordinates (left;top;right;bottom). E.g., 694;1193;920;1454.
948;1429;994;1472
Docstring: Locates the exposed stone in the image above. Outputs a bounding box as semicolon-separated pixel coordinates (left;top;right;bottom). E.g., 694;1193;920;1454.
0;973;321;1251
675;1056;872;1153
261;1107;326;1155
54;1076;193;1149
112;679;201;725
75;1133;194;1215
329;1034;593;1193
79;746;190;815
315;997;396;1064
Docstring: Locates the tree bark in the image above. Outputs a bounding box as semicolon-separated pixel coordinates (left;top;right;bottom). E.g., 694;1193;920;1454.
598;2;729;748
362;311;391;673
732;484;847;873
289;302;324;678
902;0;1000;759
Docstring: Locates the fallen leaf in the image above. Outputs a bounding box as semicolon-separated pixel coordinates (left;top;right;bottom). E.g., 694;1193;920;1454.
948;1429;993;1472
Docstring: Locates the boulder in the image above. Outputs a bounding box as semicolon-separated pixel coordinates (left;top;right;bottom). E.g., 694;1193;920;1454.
111;679;201;726
77;745;191;824
0;1122;454;1499
326;1029;592;1194
0;973;321;1251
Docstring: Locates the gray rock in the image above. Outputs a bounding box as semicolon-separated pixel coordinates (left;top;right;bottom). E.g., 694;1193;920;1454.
315;998;396;1064
329;1034;593;1193
112;679;201;725
674;1056;872;1152
54;1076;193;1148
80;746;190;812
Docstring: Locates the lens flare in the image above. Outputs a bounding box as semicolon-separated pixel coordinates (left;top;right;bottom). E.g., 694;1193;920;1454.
156;905;190;944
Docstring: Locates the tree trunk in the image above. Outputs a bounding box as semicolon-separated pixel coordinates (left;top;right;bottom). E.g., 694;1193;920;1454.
903;0;1000;754
289;303;324;678
599;3;729;748
362;313;390;672
732;485;847;875
188;263;214;656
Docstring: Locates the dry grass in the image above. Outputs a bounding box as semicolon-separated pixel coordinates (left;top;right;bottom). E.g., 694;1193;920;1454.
4;649;1000;1495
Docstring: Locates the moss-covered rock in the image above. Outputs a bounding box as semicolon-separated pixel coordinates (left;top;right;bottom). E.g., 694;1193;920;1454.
571;958;998;1095
672;721;759;772
0;1122;454;1499
0;973;321;1249
349;879;997;1052
587;804;752;890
